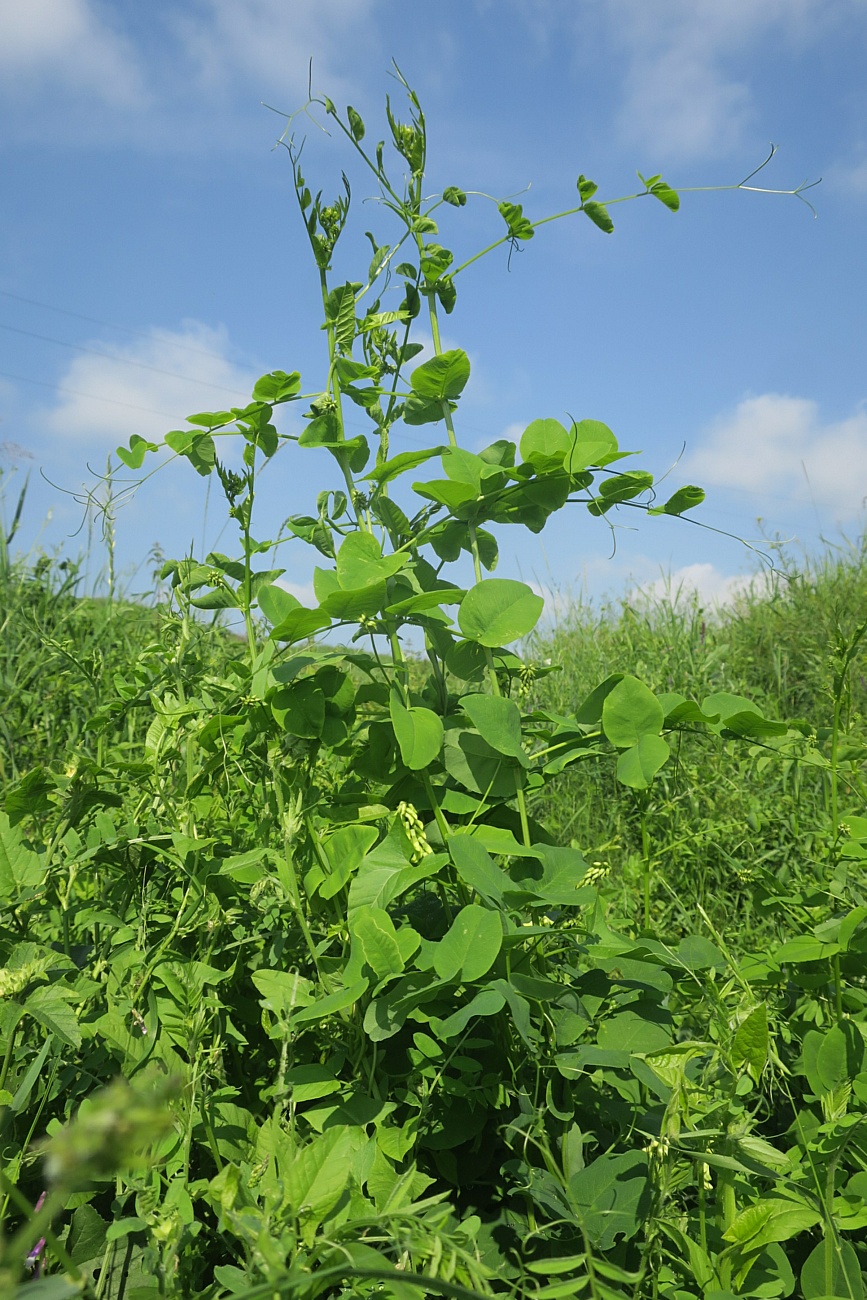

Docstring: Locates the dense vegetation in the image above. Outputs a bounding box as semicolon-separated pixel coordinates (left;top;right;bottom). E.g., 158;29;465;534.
1;77;865;1300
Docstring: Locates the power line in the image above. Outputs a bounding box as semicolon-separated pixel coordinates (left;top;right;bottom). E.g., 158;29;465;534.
0;322;252;398
0;289;243;365
0;370;185;419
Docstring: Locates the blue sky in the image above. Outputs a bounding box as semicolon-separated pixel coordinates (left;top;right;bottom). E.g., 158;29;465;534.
1;0;866;614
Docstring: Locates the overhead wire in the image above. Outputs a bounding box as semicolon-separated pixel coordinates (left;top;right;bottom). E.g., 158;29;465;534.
0;370;186;419
0;289;241;364
0;322;252;398
0;292;812;514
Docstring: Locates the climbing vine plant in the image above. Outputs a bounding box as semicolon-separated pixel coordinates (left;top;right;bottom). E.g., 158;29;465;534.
5;70;863;1300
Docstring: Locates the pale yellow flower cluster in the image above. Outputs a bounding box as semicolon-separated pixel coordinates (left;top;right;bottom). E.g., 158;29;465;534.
397;801;433;863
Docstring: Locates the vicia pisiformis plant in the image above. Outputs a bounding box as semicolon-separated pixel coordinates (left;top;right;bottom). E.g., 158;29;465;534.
10;71;864;1300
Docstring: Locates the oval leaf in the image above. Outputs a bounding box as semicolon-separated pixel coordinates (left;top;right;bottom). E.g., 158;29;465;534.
603;676;665;747
616;734;670;789
410;349;470;400
458;579;544;647
460;693;525;759
732;1005;769;1082
390;693;444;770
433;904;502;983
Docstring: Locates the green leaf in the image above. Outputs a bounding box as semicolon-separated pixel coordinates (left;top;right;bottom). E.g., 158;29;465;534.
271;681;325;738
252;370;301;402
519;418;570;471
0;813;45;901
412;478;479;513
649;180;680;212
67;1203;109;1267
410;350;471;401
443;186;467;207
252;969;314;1019
776;934;839;964
597;1013;671;1055
336;531;407;588
433;904;503;982
386;587;465;616
816;1021;865;1093
602;676;664;747
347;105;365;141
430;987;505;1039
458;579;544;647
362;446;446;484
257;583;301;626
723;1198;820;1249
801;1239;864;1300
676;936;726;970
24;986;81;1048
285;1064;341;1104
269;606;332;642
291;980;369;1027
116;434;157;469
185;410;234;429
568;1152;651;1250
165;430;216;475
583;201;614;234
460;694;525;760
732;1005;769;1082
615;735;670;788
498;200;534;241
22;1278;97;1299
319;825;379;900
577;174;598;201
351;906;406;980
390;693;444;770
325;282;359;354
648;484;705;516
442;446;494;489
442;728;524;799
574;673;624;724
449;835;508;905
598;470;653;501
320;581;386;620
566;419;621;472
286;1128;359;1226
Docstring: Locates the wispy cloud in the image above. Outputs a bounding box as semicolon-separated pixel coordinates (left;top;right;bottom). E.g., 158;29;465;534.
172;0;377;105
0;0;379;147
604;0;822;160
39;321;258;447
0;0;145;108
632;561;772;610
825;155;867;196
684;392;867;521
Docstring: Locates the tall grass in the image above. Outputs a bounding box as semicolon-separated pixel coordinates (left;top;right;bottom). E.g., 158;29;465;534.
0;470;240;786
527;537;867;932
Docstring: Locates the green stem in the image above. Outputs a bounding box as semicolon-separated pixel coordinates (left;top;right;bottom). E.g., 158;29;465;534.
640;804;652;930
320;268;363;525
0;1016;22;1094
422;770;451;847
270;782;321;978
426;288;532;847
833;954;844;1023
830;690;841;841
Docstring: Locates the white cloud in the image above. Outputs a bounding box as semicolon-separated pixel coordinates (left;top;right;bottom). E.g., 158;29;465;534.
275;577;317;607
632;561;772;610
0;0;145;106
601;0;826;159
41;321;259;447
684;393;867;521
826;156;867;195
172;0;377;103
